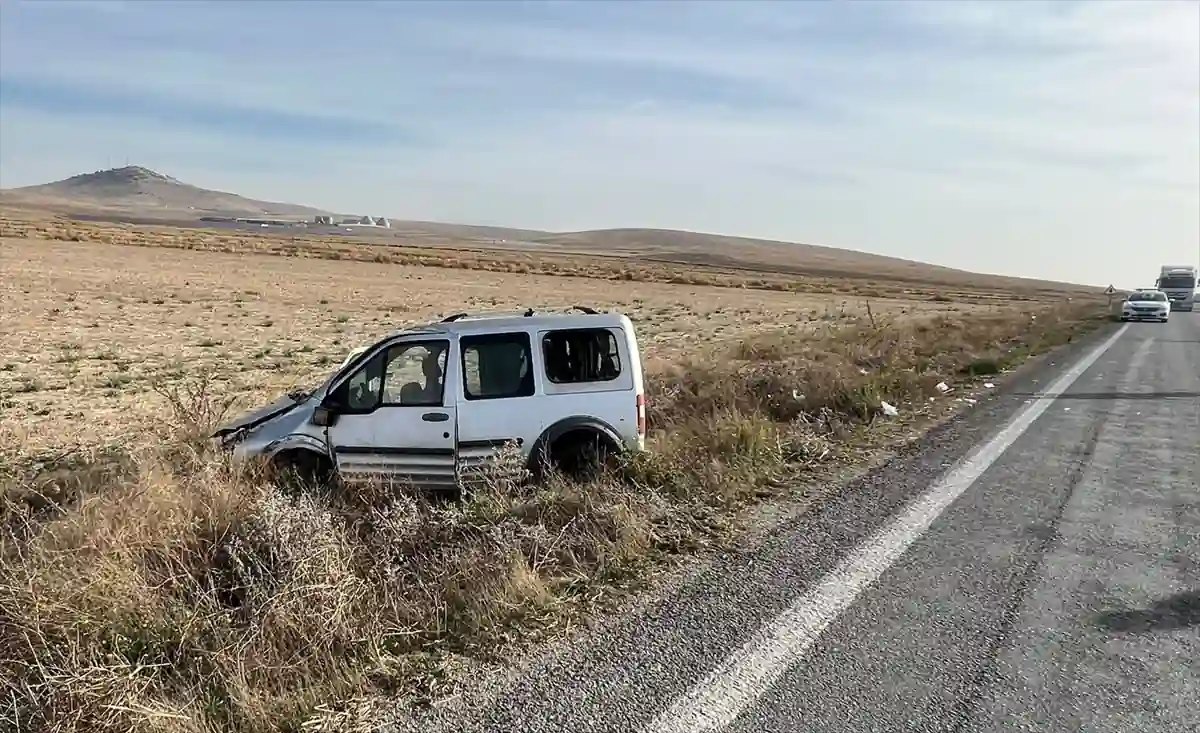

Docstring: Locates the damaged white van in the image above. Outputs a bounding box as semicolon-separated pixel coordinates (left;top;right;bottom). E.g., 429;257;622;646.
213;308;647;489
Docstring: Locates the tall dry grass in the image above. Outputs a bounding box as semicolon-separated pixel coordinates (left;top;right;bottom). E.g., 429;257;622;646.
0;303;1107;732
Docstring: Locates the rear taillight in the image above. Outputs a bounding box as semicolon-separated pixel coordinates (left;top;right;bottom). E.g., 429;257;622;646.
636;393;646;437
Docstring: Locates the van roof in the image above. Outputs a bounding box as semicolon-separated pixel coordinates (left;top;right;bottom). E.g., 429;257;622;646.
387;310;633;339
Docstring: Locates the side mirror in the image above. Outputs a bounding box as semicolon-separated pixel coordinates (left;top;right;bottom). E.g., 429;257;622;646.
311;405;338;427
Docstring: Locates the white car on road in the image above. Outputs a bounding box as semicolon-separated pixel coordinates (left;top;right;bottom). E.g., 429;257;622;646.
1120;290;1171;323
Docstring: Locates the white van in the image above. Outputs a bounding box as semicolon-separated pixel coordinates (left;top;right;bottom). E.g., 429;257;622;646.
213;308;647;489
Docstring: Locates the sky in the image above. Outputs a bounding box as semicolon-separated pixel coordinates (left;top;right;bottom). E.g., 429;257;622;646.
0;0;1197;287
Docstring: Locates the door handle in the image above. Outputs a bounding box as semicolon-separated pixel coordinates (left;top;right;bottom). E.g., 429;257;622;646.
422;412;450;423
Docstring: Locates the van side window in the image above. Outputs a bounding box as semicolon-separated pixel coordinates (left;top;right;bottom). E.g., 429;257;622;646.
332;340;449;411
542;328;622;384
461;332;534;400
381;341;448;406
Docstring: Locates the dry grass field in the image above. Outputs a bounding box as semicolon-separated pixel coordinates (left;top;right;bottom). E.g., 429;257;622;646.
1;232;1027;453
0;202;1097;295
0;218;1110;733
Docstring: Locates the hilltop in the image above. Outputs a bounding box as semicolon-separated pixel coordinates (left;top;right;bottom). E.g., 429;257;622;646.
0;166;329;219
0;166;1088;291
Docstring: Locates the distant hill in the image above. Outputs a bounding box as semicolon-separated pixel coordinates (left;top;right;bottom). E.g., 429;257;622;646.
519;228;985;285
0;166;1093;292
0;166;330;218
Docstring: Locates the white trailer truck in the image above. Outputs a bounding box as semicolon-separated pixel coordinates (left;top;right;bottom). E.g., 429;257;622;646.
1155;265;1196;312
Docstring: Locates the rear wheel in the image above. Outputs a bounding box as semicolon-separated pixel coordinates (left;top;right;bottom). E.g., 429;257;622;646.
540;430;619;482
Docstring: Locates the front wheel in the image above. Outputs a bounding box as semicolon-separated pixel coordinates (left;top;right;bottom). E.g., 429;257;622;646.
271;449;333;490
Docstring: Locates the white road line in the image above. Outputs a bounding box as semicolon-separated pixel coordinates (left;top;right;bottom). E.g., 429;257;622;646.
645;324;1131;733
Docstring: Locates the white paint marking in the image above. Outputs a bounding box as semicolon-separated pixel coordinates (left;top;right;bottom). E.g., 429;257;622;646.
645;325;1131;733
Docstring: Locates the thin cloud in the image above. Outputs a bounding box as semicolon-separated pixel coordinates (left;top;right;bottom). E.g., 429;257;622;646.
0;0;1195;286
0;76;408;144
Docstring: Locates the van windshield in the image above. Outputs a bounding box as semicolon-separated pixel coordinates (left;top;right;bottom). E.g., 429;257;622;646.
325;337;391;389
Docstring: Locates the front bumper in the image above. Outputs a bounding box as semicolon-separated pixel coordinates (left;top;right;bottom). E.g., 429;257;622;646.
211;426;272;465
1122;309;1169;320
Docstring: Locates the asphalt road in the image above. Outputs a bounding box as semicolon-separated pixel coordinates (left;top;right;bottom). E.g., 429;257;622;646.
392;314;1200;733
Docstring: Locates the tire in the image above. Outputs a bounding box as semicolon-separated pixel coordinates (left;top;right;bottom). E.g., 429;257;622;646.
271;449;332;490
543;430;618;482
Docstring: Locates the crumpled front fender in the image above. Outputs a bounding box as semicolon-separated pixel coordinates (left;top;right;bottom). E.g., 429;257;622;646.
232;430;330;466
263;433;330;460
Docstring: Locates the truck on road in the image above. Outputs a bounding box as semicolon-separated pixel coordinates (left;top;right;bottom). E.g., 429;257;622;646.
1155;265;1197;312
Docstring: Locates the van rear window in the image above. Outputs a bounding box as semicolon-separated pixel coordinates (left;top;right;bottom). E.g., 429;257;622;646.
542;328;622;384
